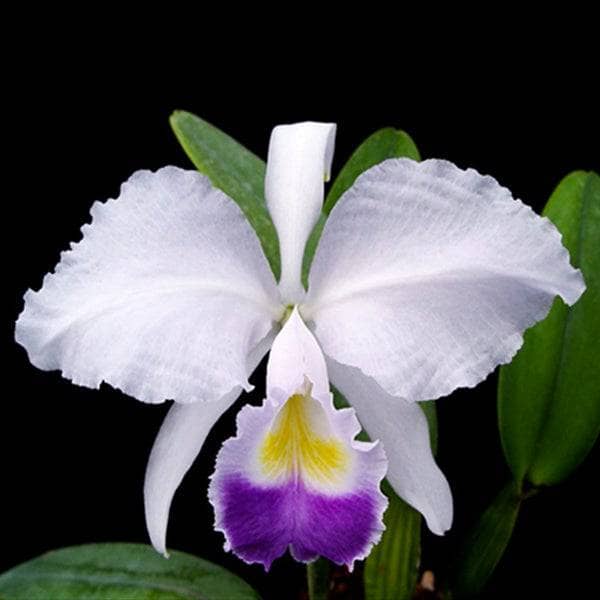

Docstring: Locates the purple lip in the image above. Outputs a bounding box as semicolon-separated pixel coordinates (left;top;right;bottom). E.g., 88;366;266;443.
214;473;383;570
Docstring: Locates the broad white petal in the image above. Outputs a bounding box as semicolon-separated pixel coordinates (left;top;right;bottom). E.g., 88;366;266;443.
328;359;452;535
16;167;281;404
265;122;336;303
209;312;387;570
144;332;275;556
306;159;585;402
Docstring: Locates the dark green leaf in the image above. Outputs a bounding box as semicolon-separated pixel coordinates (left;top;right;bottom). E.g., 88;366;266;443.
450;482;522;598
420;400;438;455
302;128;421;285
170;110;280;279
498;171;600;486
364;482;421;600
306;557;330;600
0;543;259;600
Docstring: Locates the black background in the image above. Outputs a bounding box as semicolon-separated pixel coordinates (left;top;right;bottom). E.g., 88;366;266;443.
4;54;598;600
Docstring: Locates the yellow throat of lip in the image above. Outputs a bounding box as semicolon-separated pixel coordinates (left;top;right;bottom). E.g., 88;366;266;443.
260;392;348;484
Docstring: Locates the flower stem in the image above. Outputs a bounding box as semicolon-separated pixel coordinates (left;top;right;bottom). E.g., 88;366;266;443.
307;558;330;600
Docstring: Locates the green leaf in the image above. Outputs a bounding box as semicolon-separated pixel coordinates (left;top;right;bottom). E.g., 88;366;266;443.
364;482;421;600
170;110;280;279
498;170;600;486
0;543;259;600
302;128;421;285
450;482;522;598
420;400;438;455
306;557;330;600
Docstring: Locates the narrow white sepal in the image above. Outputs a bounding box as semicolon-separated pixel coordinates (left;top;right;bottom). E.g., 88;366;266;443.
328;358;453;536
144;389;240;557
144;332;277;556
265;122;336;304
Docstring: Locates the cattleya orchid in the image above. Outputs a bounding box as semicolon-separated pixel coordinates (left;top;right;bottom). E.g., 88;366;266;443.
15;122;584;570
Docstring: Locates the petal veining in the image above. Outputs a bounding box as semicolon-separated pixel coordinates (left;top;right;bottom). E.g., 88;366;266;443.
260;389;349;487
305;158;585;402
15;167;281;404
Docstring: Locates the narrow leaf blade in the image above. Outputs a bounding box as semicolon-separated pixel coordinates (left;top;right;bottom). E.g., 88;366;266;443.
420;400;438;455
498;170;600;486
306;557;330;600
364;482;421;600
450;482;522;598
170;110;280;278
0;543;259;599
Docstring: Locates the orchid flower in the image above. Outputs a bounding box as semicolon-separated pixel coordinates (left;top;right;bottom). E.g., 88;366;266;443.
15;122;584;571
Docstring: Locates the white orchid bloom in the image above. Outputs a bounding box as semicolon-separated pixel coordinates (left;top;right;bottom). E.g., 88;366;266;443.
15;122;585;570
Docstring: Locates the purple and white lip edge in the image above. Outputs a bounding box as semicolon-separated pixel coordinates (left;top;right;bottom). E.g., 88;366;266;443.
213;473;385;571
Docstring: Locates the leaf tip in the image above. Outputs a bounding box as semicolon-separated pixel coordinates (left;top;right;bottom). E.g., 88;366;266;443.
169;110;197;130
